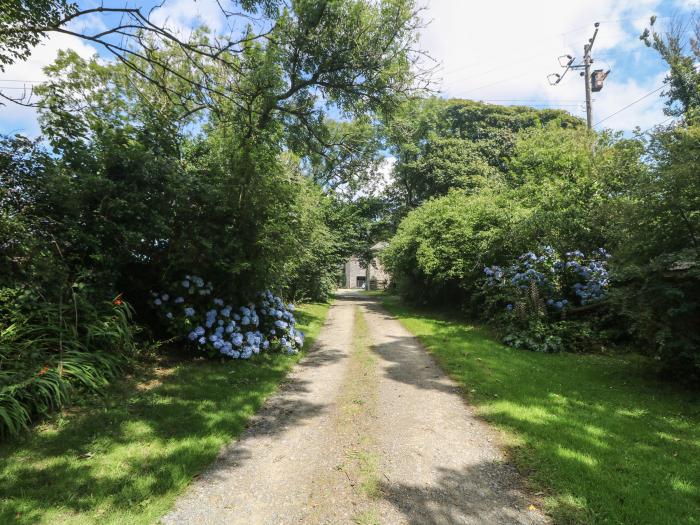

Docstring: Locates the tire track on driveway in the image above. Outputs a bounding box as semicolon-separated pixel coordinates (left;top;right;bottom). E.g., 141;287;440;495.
361;294;548;525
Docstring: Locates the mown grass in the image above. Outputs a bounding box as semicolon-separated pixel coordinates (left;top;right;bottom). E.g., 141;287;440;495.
380;294;700;525
341;308;381;524
0;301;330;525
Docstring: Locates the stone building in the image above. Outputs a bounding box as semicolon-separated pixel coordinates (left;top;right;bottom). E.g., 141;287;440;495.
343;242;390;289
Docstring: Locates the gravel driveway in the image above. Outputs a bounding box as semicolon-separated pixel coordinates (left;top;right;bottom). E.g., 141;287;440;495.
162;291;549;524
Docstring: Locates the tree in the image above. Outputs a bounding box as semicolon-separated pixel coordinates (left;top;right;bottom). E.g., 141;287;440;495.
0;0;76;73
11;0;429;302
301;118;383;196
399;136;499;204
0;1;282;105
383;97;583;212
641;14;700;121
382;189;530;304
1;0;431;139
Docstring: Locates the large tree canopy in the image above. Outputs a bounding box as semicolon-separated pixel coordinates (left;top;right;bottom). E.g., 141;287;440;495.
382;97;583;211
1;0;433;313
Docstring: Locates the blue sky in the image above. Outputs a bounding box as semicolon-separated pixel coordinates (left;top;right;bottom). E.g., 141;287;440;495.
0;0;697;136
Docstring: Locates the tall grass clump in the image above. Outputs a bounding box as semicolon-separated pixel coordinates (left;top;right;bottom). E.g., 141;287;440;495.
0;285;137;437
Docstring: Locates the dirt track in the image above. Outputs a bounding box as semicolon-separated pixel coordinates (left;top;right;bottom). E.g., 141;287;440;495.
162;291;548;524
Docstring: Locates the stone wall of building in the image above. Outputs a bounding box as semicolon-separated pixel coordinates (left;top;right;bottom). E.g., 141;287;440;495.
344;257;366;288
343;252;390;289
367;258;390;286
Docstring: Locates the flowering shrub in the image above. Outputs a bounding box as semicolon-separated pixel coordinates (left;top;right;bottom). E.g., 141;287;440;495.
151;276;303;359
482;247;611;352
484;246;610;312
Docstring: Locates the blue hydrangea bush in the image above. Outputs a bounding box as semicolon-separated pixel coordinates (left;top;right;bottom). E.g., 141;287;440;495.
482;247;611;352
151;276;303;359
484;246;610;310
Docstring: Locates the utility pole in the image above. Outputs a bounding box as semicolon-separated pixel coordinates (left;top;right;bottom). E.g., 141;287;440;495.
583;23;598;128
548;22;609;129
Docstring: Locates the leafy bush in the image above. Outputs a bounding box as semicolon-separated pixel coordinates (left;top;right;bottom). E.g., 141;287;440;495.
151;277;304;359
606;124;700;383
612;249;700;382
382;190;529;305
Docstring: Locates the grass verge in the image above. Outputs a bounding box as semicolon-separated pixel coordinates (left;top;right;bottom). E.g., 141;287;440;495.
380;294;700;525
0;301;330;525
334;307;380;524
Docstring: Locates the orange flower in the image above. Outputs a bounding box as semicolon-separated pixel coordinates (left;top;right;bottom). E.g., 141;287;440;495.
113;293;123;306
38;365;50;376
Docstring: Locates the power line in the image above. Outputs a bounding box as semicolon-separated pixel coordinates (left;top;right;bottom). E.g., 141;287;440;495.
598;15;670;25
439;55;543;90
439;15;670;78
447;70;533;96
593;85;665;127
476;98;583;102
439;20;605;77
640;116;675;134
480;101;584;108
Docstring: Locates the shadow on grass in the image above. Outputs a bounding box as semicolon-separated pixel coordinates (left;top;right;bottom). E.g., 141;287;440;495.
0;303;330;524
378;296;700;525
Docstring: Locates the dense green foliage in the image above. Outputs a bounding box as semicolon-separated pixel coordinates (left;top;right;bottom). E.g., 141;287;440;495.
1;136;140;436
382;97;581;214
383;48;699;380
383;190;529;303
385;117;699;380
381;296;700;525
1;0;425;434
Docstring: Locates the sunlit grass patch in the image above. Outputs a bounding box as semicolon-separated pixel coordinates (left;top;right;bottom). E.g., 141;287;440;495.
0;302;330;524
381;295;700;525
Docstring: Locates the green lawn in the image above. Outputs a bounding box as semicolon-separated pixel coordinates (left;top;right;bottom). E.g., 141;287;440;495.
380;295;700;525
0;302;330;525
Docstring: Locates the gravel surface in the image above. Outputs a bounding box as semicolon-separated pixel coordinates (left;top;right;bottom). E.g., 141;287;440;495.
162;291;549;524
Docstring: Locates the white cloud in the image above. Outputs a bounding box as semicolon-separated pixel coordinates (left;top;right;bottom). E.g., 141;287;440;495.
150;0;230;38
419;0;676;131
0;33;97;135
376;155;396;190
